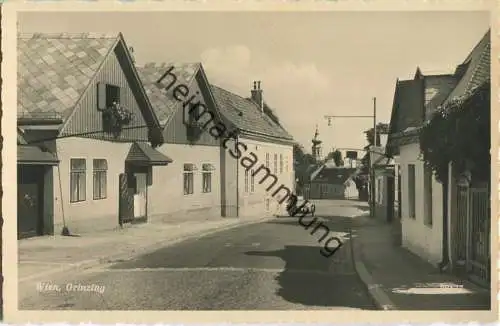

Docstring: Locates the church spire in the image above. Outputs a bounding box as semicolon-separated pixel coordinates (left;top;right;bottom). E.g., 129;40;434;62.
311;125;322;161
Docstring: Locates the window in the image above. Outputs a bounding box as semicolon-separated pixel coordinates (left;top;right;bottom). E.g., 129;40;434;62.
183;163;196;195
285;156;288;172
250;169;255;193
202;163;214;193
265;198;270;211
274;154;278;174
265;153;270;169
279;154;283;174
70;158;86;203
424;165;433;226
97;83;121;110
244;169;249;193
407;164;416;218
92;159;107;200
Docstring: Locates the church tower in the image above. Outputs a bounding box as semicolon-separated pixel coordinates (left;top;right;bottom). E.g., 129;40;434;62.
311;125;322;162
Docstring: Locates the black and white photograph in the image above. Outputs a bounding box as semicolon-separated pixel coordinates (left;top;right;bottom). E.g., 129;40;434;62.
3;1;497;323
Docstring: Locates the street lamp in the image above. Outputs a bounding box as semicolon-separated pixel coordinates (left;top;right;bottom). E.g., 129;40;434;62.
323;97;377;217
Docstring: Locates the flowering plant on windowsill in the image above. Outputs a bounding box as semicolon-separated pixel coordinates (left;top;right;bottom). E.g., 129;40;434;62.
103;101;134;135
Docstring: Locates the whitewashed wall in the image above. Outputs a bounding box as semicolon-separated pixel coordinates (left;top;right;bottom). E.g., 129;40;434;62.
399;142;443;266
238;136;294;217
148;143;221;220
53;137;131;234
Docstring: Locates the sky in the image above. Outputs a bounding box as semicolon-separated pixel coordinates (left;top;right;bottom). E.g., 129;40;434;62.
19;11;490;155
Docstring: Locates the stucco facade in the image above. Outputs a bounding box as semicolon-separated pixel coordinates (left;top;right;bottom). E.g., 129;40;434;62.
237;136;294;218
399;142;443;265
148;143;222;221
52;137;132;234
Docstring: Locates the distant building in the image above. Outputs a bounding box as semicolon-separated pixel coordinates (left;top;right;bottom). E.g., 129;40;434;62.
305;164;358;200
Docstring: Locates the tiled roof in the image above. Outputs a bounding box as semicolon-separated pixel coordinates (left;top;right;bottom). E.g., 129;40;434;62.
311;167;357;184
18;33;119;121
136;63;200;126
18;145;59;165
126;142;173;165
444;29;490;104
210;84;294;141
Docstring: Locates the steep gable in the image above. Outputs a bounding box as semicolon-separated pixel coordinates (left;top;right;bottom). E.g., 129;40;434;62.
18;33;117;122
18;33;163;144
138;62;225;145
137;62;200;126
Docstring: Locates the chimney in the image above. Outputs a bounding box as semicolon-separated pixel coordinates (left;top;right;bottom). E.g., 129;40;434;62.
250;80;264;113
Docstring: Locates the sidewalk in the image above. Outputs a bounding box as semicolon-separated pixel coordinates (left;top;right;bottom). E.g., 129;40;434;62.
351;215;491;310
19;213;272;284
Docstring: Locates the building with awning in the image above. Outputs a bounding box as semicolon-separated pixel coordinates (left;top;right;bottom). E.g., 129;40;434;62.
17;128;59;238
17;33;167;237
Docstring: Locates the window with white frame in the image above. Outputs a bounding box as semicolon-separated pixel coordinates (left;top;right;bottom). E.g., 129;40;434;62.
92;159;107;200
202;163;214;193
274;154;278;174
423;165;433;226
244;169;249;193
279;154;283;174
183;163;196;195
70;158;86;203
407;164;416;218
265;153;270;169
250;169;255;193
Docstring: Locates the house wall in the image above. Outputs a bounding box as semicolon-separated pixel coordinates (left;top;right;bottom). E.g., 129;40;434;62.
147;143;222;221
374;171;387;219
53;137;131;235
399;142;443;265
344;179;358;199
309;183;346;199
221;137;239;217
237;136;294;218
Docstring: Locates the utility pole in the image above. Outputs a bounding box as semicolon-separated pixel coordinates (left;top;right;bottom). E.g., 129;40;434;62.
371;97;377;219
324;100;377;217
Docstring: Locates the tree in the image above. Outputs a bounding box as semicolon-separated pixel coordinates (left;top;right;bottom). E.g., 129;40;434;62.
293;144;317;192
358;122;389;175
332;150;343;167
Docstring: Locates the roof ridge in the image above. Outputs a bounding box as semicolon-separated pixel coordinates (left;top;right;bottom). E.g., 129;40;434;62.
139;62;201;69
211;83;261;111
18;32;120;39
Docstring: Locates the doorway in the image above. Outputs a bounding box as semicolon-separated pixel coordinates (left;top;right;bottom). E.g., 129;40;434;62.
18;166;44;239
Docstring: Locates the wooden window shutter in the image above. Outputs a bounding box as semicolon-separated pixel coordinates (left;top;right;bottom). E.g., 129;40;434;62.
97;82;106;111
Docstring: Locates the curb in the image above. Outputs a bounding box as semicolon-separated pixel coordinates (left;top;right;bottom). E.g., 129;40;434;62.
349;228;397;311
19;215;273;284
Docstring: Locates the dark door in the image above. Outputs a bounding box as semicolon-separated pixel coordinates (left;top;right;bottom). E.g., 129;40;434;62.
119;173;135;225
18;166;44;239
386;175;395;222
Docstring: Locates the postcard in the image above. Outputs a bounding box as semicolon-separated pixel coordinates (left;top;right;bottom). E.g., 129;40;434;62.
2;0;498;324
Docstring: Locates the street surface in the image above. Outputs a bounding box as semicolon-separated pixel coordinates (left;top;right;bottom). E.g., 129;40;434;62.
19;200;376;310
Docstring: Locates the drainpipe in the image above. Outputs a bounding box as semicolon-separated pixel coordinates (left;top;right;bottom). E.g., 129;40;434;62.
55;151;70;236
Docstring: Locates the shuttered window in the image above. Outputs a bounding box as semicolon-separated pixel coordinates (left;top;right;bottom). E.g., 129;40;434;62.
97;82;120;110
